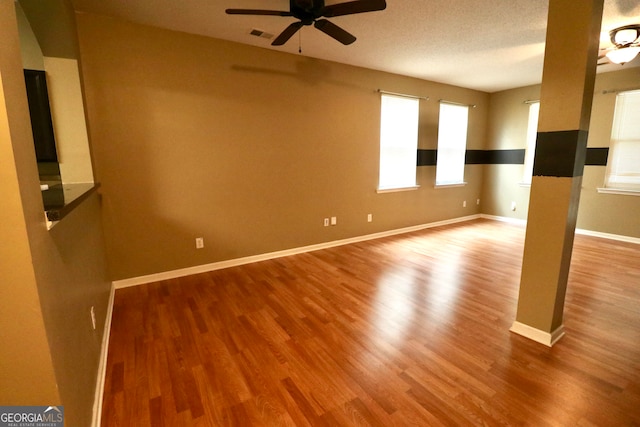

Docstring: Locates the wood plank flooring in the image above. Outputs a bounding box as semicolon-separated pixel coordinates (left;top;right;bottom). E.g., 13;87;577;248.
101;219;640;426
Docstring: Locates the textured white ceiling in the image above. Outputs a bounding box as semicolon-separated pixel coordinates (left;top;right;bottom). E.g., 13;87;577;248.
71;0;640;92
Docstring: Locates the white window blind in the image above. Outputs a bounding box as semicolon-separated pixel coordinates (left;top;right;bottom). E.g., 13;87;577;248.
436;102;468;186
378;94;419;190
605;90;640;192
522;101;540;184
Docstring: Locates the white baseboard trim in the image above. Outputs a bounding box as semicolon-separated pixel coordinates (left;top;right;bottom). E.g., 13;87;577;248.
480;214;640;245
510;321;565;347
479;214;527;226
91;283;115;427
113;214;481;289
575;228;640;245
112;214;638;290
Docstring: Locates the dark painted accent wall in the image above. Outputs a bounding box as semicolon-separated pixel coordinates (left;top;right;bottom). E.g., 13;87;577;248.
464;150;489;165
417;147;608;167
417;149;525;166
417;149;437;166
585;147;608;166
467;149;526;165
533;130;588;177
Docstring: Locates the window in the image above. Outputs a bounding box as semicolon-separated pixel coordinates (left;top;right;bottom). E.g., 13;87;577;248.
603;90;640;193
522;101;540;185
435;102;468;186
378;94;419;191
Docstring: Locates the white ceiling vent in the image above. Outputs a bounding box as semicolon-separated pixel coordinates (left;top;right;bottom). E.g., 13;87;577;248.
249;29;273;40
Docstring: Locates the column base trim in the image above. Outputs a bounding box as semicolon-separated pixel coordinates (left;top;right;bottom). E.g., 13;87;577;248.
510;321;565;347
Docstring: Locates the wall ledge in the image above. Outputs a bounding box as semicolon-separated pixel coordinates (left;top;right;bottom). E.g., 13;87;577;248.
44;182;98;227
596;187;640;197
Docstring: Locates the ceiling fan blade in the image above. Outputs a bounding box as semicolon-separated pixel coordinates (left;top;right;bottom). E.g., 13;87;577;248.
322;0;386;17
314;19;356;45
272;22;304;46
226;9;292;16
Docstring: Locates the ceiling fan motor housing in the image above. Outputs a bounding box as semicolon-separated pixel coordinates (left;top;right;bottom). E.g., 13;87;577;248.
291;0;324;24
226;0;386;46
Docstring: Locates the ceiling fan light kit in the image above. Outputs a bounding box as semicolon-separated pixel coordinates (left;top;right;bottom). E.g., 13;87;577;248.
610;24;640;46
606;46;640;64
226;0;386;46
604;24;640;64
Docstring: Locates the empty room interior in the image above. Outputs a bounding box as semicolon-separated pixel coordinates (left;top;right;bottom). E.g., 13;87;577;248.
1;0;640;425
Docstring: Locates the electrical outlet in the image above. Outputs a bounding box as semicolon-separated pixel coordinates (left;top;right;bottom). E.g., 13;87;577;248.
477;199;480;205
331;216;337;226
90;306;96;330
195;237;204;248
463;200;467;208
367;213;373;222
323;218;329;227
511;201;517;211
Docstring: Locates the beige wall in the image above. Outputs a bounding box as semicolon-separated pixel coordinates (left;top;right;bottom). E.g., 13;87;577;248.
0;65;60;409
1;1;111;426
16;3;44;70
76;12;488;281
482;84;540;218
483;67;640;238
578;68;640;236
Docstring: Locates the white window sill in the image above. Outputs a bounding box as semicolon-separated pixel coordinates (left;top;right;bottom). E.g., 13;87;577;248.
377;185;420;194
597;187;640;196
434;182;467;189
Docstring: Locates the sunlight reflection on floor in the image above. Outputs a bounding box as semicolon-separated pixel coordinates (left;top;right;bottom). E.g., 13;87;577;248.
371;240;467;343
372;264;417;343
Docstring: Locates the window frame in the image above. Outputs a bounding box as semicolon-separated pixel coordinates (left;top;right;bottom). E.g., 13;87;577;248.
377;93;420;192
435;102;469;187
598;89;640;196
521;101;540;186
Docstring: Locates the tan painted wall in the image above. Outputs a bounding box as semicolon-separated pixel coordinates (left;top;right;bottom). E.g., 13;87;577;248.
483;67;640;238
0;70;60;409
578;67;640;236
1;2;111;425
482;84;540;219
75;12;488;281
0;0;60;406
16;3;44;70
29;193;111;427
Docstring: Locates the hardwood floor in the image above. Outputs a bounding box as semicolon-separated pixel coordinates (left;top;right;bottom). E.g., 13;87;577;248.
101;219;640;426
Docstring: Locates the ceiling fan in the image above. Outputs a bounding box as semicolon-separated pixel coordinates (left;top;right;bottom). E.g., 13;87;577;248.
226;0;387;46
598;24;640;65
